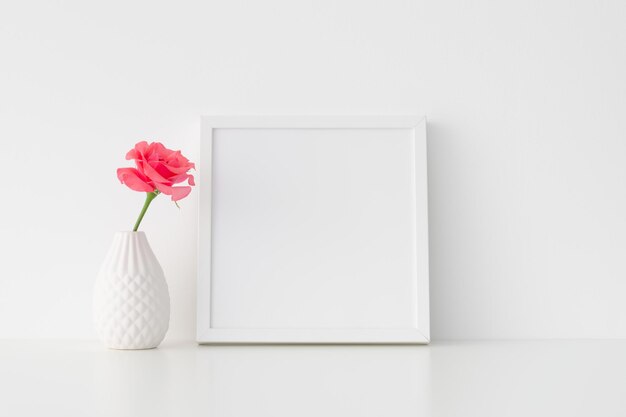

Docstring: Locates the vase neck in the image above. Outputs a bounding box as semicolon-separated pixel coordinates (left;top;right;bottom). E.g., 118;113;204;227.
102;231;161;276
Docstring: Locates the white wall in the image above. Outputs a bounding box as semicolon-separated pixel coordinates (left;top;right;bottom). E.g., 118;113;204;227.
1;0;625;340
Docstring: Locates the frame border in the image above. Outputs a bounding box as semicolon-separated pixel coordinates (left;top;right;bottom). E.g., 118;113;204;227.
198;115;429;344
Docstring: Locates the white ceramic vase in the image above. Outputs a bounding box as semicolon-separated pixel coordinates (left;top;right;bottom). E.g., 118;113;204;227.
94;231;170;349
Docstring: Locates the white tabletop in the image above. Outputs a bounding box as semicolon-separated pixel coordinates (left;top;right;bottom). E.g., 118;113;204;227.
1;340;625;417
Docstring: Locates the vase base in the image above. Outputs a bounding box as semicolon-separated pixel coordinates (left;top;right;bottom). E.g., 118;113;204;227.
105;345;159;350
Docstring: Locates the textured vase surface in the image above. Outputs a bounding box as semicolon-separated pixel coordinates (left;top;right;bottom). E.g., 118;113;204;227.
94;231;170;349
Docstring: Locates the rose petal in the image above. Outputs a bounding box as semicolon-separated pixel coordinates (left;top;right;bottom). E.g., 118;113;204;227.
160;163;192;175
154;160;191;178
167;173;195;185
154;162;176;178
146;142;174;162
126;149;140;160
143;161;173;185
117;168;154;192
135;159;145;173
153;142;176;158
126;141;149;160
169;151;195;170
144;142;158;161
155;182;192;201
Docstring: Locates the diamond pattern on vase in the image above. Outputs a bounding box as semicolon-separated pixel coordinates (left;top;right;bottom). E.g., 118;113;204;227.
94;232;170;349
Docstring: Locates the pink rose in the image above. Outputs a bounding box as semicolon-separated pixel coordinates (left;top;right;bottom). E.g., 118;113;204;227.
117;141;195;201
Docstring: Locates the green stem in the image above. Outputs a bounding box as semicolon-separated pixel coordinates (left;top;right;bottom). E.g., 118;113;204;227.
133;191;159;231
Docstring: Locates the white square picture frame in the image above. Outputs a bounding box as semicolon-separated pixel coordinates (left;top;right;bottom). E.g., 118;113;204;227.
198;116;429;344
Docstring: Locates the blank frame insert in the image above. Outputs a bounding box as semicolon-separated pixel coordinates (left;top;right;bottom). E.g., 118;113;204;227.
198;116;429;344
